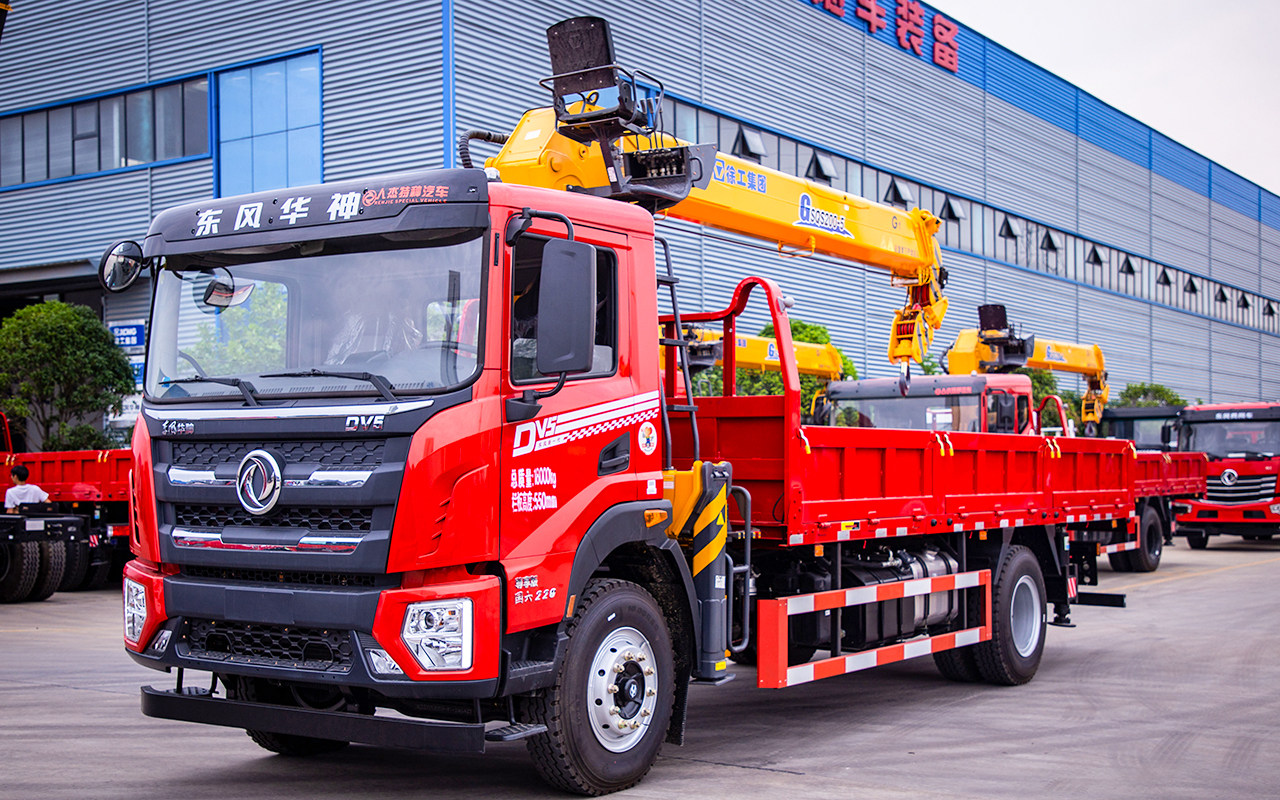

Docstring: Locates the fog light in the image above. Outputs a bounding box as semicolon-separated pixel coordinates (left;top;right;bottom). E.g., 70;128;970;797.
402;599;473;671
124;578;147;643
1269;503;1280;514
148;629;172;653
367;648;405;676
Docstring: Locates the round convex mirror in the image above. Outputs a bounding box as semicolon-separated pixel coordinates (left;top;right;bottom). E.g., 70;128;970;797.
98;240;146;293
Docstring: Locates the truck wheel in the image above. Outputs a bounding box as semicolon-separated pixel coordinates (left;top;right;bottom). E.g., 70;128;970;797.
1186;531;1209;550
1126;506;1164;573
59;540;90;591
974;545;1046;686
522;578;675;795
0;541;40;602
81;556;113;590
27;541;66;602
1106;551;1133;573
226;677;350;756
933;646;983;682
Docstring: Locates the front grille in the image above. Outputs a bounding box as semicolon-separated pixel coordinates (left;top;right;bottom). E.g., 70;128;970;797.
175;504;374;531
171;440;386;469
1205;474;1277;504
184;618;355;673
182;565;380;588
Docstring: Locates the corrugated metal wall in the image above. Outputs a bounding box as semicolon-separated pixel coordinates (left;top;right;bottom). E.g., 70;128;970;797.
1;0;1279;405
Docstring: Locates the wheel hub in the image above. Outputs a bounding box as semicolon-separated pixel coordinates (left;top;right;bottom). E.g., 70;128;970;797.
587;626;659;753
1010;574;1043;658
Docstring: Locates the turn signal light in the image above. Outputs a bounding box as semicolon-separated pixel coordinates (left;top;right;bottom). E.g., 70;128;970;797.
644;509;668;527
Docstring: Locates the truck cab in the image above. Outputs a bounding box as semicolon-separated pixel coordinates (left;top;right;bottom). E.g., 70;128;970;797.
1174;402;1280;548
817;373;1036;434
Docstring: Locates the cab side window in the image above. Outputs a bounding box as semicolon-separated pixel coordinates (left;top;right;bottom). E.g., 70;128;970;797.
1017;395;1030;433
511;236;618;383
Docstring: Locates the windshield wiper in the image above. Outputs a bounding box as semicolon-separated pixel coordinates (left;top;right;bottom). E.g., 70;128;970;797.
161;376;261;407
261;369;396;401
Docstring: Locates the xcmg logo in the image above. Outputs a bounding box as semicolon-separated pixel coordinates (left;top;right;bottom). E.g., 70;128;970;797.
794;193;853;238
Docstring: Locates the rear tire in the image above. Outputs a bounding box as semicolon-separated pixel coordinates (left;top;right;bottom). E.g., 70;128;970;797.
521;578;675;796
933;646;983;682
27;540;66;602
1126;506;1164;573
974;545;1046;686
81;555;113;590
226;677;351;756
1107;552;1133;572
1186;531;1209;550
0;541;40;602
59;540;90;591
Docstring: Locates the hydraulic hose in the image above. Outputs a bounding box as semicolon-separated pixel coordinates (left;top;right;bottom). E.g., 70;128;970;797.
458;130;510;169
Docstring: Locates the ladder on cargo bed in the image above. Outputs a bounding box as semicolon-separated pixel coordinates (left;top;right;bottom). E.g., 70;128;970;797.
655;237;700;466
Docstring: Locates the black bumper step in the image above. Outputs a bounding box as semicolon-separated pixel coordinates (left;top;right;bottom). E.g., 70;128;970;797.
141;685;486;753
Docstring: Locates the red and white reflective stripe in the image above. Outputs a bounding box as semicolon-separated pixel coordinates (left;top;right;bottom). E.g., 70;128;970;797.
1099;540;1138;554
777;570;986;615
783;626;986;687
1067;575;1078;599
756;569;991;689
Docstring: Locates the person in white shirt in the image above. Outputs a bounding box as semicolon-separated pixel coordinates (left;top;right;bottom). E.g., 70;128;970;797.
6;465;49;511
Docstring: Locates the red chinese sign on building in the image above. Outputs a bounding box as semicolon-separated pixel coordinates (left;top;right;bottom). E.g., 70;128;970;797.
809;0;959;74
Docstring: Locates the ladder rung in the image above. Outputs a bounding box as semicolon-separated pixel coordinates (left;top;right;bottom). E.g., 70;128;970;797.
656;274;679;286
666;404;699;413
659;338;690;347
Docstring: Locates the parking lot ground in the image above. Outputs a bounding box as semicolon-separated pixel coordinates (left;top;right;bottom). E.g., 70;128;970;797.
3;539;1280;799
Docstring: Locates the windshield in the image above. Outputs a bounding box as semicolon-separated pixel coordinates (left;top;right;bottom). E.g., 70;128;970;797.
1180;420;1280;457
828;394;983;431
146;239;484;402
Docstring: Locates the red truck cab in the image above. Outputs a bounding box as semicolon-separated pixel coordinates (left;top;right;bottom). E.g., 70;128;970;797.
1174;402;1280;548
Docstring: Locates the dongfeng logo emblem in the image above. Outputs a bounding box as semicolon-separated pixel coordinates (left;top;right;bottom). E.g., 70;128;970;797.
1220;468;1239;487
237;449;282;515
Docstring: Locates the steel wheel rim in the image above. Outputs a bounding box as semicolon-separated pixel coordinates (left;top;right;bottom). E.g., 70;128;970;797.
1010;574;1043;658
587;626;659;753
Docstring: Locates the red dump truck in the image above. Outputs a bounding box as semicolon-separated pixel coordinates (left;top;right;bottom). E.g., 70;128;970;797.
0;415;132;601
110;17;1199;795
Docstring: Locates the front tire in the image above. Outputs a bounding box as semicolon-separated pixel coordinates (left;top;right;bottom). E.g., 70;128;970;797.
974;545;1047;686
226;677;351;756
1186;531;1209;550
522;578;675;796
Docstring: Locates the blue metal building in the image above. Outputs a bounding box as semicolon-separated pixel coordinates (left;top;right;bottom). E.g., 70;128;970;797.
0;0;1276;406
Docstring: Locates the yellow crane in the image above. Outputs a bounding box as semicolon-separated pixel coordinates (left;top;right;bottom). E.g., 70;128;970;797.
945;304;1109;436
483;18;949;371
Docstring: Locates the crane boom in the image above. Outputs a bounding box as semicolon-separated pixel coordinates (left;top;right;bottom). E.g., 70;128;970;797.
946;304;1109;431
484;25;949;368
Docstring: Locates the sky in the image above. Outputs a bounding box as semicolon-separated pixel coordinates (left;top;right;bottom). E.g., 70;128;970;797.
929;0;1280;197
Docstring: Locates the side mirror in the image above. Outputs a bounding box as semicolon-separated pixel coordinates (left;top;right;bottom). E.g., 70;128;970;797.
992;394;1017;433
535;239;597;376
1161;422;1173;445
98;240;148;293
204;278;255;308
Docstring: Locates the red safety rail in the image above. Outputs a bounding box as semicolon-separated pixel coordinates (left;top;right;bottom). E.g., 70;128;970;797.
663;277;1140;544
4;449;131;503
756;569;992;689
1132;451;1207;499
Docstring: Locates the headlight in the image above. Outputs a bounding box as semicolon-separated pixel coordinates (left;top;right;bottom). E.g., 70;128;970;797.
401;598;473;671
124;578;147;643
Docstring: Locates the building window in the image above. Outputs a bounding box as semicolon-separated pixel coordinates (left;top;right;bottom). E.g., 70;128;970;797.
0;79;208;188
805;151;838;185
217;52;321;196
731;127;767;163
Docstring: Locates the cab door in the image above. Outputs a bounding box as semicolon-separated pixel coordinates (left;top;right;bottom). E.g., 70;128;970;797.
497;220;656;632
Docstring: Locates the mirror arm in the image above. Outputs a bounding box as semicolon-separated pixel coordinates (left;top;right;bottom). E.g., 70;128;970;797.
505;208;577;245
504;373;568;422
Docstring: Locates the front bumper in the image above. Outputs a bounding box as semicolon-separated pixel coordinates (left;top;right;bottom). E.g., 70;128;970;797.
124;561;502;699
1176;499;1280;536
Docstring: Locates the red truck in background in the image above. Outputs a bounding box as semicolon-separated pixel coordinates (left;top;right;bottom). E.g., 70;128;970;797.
816;372;1207;579
1174;402;1280;548
0;414;133;601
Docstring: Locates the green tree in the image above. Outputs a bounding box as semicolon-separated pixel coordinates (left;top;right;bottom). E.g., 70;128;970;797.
0;302;135;450
186;282;288;376
1113;382;1184;408
690;319;855;414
